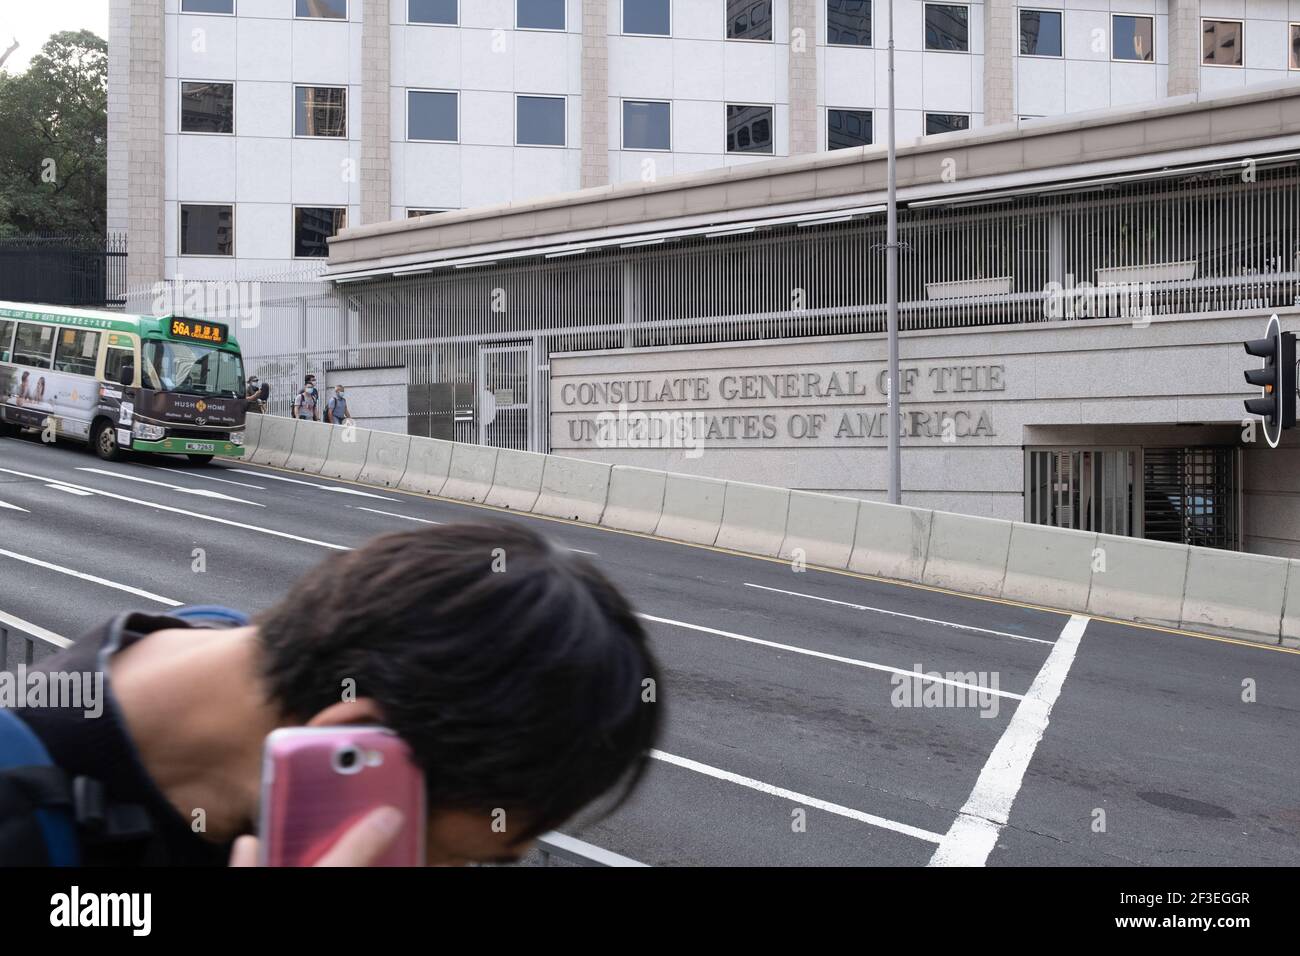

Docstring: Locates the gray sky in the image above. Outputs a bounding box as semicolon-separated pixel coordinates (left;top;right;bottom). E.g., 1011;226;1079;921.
0;1;110;73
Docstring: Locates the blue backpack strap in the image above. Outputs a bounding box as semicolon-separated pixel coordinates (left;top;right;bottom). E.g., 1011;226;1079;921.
0;709;80;866
171;605;251;629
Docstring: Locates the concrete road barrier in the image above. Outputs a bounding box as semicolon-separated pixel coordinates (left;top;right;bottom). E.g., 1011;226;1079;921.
655;473;726;546
440;442;499;503
1086;534;1189;627
1180;547;1288;642
485;448;545;511
249;416;298;468
779;491;859;569
358;431;411;488
1001;522;1098;610
319;425;372;482
283;419;332;474
849;500;933;583
1282;560;1300;647
921;511;1013;596
240;412;263;460
600;466;667;533
715;481;790;557
398;436;453;496
533;456;611;523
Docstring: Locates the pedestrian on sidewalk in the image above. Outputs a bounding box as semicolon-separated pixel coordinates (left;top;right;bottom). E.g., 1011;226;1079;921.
323;384;351;425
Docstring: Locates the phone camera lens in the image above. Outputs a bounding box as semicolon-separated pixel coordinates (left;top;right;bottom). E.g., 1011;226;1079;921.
333;745;363;775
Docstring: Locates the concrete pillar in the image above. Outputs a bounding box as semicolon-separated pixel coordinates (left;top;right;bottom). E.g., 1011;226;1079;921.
126;0;166;289
788;0;819;155
983;0;1016;127
1167;0;1201;97
360;0;392;226
107;0;132;240
580;0;610;188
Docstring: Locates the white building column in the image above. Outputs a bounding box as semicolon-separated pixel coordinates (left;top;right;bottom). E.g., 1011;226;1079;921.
1167;0;1201;97
983;0;1015;127
126;0;165;289
789;0;819;155
360;0;391;226
581;0;610;188
107;0;132;240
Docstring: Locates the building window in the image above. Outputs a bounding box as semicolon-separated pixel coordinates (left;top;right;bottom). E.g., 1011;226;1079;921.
517;0;565;31
827;0;871;47
407;209;452;218
1291;24;1300;70
408;90;458;142
53;329;101;377
409;0;457;24
295;86;347;137
624;0;670;36
726;104;773;154
180;81;234;134
181;0;235;13
1112;14;1154;62
180;204;235;257
294;207;346;258
296;0;346;18
925;112;969;135
1201;19;1243;67
727;1;772;42
924;4;969;52
516;95;566;146
828;108;872;149
622;100;671;151
1019;9;1062;58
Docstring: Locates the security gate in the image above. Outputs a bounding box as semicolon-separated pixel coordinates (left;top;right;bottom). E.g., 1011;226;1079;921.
1025;448;1139;536
477;343;533;450
1141;446;1239;550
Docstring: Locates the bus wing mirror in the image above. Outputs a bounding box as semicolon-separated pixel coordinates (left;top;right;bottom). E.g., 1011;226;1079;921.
119;365;134;387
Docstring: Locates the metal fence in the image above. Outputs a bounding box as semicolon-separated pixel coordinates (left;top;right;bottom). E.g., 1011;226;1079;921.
130;159;1300;452
0;234;128;309
0;612;72;669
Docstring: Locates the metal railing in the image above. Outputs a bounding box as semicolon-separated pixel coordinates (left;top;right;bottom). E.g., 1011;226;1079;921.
0;233;128;309
0;611;72;668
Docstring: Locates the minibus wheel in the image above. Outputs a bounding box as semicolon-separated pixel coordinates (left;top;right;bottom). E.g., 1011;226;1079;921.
93;420;122;461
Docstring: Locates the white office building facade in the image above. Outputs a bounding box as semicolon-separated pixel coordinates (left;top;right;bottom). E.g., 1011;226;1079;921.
110;0;1300;283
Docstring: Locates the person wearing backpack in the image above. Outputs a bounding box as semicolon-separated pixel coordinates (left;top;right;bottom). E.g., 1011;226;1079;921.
0;522;662;867
291;375;319;421
323;384;351;426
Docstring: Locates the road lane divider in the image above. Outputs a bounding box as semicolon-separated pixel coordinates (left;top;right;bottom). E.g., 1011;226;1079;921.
0;500;29;513
75;467;264;507
639;613;1024;701
0;465;350;551
0;547;182;606
650;750;945;844
358;431;412;489
319;425;372;482
742;583;1055;646
283;419;332;475
929;615;1089;867
484;447;545;511
715;481;789;557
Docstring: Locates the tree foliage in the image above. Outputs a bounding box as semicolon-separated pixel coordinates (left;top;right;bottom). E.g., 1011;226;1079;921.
0;31;108;238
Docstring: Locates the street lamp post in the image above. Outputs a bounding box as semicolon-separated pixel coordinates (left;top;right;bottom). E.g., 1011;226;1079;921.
885;0;902;504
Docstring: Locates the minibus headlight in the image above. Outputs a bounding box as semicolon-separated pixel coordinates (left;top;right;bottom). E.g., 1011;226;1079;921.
131;422;166;441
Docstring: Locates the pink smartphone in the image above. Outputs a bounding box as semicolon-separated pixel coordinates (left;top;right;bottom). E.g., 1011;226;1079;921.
258;726;426;867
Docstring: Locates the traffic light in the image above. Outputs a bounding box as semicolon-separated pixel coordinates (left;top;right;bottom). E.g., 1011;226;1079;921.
1243;314;1296;449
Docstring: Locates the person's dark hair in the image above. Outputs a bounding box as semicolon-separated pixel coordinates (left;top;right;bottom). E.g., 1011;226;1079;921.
256;521;662;840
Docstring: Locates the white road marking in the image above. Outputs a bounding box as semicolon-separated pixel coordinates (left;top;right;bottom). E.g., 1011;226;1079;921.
651;750;944;844
744;583;1055;646
76;467;264;507
229;469;398;501
0;547;182;607
0;500;29;513
150;466;266;490
0;465;350;551
354;507;442;525
928;614;1089;867
46;484;94;496
640;613;1024;701
567;547;598;555
0;610;73;649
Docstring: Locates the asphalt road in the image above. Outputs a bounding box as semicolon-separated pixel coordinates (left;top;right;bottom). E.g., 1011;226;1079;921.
2;430;1298;866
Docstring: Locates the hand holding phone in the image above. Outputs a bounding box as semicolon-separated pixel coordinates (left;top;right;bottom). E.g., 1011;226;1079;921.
257;727;426;867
